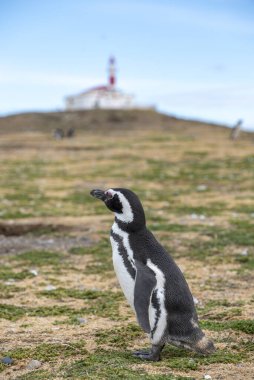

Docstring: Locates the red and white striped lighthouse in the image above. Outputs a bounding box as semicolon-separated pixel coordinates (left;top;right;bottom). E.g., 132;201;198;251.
108;56;116;89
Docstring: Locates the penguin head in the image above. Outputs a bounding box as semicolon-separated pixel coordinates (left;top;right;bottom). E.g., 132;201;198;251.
90;188;145;228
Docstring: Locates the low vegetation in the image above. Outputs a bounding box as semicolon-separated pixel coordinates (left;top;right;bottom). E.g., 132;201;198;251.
0;110;253;379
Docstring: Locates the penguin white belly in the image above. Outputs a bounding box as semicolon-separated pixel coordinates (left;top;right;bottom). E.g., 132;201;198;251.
110;223;136;310
111;243;135;309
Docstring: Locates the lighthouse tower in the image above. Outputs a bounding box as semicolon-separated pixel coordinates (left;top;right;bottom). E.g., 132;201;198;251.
108;56;116;90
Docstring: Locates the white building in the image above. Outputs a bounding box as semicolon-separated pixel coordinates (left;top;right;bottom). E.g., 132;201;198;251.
65;57;135;111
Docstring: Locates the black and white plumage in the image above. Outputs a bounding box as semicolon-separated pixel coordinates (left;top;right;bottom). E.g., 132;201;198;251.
90;188;215;361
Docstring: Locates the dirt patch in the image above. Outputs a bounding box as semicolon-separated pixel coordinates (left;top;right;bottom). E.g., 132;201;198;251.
0;221;71;236
0;234;91;256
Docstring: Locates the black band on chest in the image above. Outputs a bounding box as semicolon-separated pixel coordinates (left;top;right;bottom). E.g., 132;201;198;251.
111;231;136;280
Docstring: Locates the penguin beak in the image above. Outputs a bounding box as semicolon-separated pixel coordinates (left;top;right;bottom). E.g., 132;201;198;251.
90;189;107;201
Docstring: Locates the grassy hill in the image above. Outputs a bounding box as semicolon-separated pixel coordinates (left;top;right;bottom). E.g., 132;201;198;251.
0;108;249;134
0;109;253;379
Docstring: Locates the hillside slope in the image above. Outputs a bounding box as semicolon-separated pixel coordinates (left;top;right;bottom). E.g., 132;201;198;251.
0;109;251;140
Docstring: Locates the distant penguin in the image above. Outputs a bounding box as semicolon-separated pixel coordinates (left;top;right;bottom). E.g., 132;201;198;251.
90;188;215;361
66;127;75;138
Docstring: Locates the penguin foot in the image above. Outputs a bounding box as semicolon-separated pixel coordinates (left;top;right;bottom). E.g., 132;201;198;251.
132;349;150;356
132;350;161;361
132;344;164;362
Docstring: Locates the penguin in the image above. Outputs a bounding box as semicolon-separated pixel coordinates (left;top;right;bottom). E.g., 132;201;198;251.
90;188;215;361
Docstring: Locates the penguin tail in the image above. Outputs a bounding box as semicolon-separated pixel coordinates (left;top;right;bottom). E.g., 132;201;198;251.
192;335;216;355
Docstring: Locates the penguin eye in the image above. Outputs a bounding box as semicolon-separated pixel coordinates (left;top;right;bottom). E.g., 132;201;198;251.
105;190;114;200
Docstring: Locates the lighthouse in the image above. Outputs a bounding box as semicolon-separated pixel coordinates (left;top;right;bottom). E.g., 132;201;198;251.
65;56;135;110
108;56;116;89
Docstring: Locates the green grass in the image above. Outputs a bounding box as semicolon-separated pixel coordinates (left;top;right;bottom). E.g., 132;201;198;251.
0;283;23;299
198;299;245;321
182;220;254;262
62;349;194;380
13;250;63;267
0;266;34;281
15;370;54;380
148;222;203;233
83;238;113;275
200;319;254;334
232;204;254;214
39;288;126;320
0;304;86;321
1;341;87;363
202;299;244;308
95;323;143;349
61;345;250;379
69;246;93;255
68;238;113;274
235;252;254;270
161;346;249;370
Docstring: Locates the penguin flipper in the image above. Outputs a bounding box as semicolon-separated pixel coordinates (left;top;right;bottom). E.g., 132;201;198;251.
134;260;156;333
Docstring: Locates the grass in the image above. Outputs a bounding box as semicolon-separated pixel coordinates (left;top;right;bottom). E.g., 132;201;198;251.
1;342;87;362
0;283;23;298
13;250;63;266
61;350;195;380
95;323;143;349
200;320;254;334
160;346;248;370
0;266;34;281
15;371;54;380
179;220;254;262
39;288;125;320
0;304;88;321
0;114;253;379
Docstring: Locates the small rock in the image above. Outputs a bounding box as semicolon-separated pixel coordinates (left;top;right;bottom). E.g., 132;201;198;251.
77;317;87;324
241;248;248;256
45;285;56;291
1;356;13;365
45;239;55;244
193;296;199;305
27;359;42;370
4;279;16;286
197;185;207;192
190;213;206;221
204;375;212;380
29;269;38;276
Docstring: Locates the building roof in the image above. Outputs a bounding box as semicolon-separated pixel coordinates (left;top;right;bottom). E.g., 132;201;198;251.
82;85;109;93
67;85;120;100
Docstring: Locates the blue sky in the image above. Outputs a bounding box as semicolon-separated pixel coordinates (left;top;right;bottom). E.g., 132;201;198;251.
1;0;254;130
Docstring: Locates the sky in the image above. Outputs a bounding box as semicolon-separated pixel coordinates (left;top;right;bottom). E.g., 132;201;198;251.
0;0;254;130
